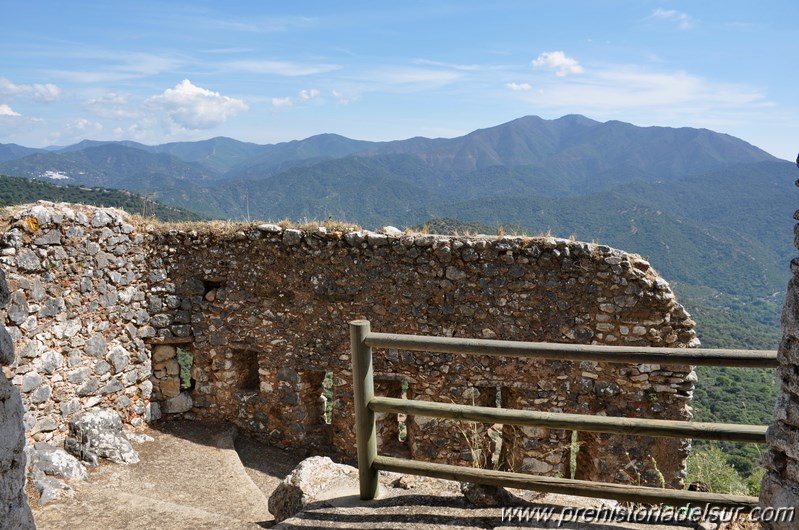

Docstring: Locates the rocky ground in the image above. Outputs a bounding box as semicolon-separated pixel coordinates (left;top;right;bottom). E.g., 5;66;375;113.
30;421;751;529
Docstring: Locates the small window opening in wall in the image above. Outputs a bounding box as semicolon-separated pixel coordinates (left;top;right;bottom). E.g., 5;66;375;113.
322;371;333;424
176;348;194;391
488;385;503;468
398;379;409;442
239;349;260;391
569;430;580;479
202;279;223;301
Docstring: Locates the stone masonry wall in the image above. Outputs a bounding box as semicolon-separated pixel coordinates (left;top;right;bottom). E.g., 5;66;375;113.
0;265;36;529
760;161;799;528
0;204;154;450
148;218;697;488
2;202;698;490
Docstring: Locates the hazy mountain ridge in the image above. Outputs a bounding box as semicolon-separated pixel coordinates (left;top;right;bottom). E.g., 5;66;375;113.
0;115;793;349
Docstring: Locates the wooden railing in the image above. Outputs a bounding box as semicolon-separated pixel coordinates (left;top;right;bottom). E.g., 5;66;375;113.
349;320;778;509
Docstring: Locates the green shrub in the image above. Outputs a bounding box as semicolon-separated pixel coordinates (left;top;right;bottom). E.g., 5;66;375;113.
686;446;748;495
176;348;193;389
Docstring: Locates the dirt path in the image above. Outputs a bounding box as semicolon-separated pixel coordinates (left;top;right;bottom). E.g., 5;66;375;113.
30;421;708;530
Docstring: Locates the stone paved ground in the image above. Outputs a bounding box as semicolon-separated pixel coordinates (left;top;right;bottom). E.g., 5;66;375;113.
31;421;720;529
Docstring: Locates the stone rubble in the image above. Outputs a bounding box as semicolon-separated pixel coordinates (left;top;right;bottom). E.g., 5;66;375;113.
65;409;139;465
29;442;88;506
268;455;359;522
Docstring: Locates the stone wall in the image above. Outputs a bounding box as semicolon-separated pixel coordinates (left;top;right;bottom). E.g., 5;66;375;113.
0;204;154;449
2;202;699;490
0;266;36;529
760;162;799;528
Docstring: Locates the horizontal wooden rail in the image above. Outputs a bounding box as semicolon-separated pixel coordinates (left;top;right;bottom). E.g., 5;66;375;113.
369;396;767;443
365;331;778;368
349;320;774;506
373;456;759;509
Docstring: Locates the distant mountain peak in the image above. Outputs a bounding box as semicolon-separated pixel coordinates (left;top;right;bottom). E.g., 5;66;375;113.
555;114;600;126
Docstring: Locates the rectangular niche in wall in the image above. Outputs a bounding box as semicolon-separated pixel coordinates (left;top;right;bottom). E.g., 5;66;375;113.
176;347;194;391
230;348;260;392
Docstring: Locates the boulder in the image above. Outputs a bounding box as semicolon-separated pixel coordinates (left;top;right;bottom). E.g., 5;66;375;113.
268;456;359;522
161;392;192;414
66;409;139;465
31;442;88;481
460;482;517;507
32;470;74;506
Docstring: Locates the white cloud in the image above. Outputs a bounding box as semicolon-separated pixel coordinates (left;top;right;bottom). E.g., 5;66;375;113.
47;52;185;84
517;66;769;125
413;59;482;71
0;77;61;102
271;97;293;108
650;8;693;30
376;68;462;85
146;80;248;130
272;88;322;108
332;90;357;105
226;60;340;76
506;82;532;91
86;92;138;119
533;52;584;77
66;118;103;135
0;104;21;117
298;89;320;101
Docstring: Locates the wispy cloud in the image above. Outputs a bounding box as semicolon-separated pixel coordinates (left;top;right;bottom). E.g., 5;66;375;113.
370;67;462;88
226;60;340;76
298;89;320;101
506;82;532;91
412;59;482;71
46;51;185;83
532;51;584;77
0;104;21;116
331;90;357;105
85;92;138;119
272;88;321;108
271;97;293;108
146;79;248;129
176;15;317;34
520;66;768;121
0;77;61;102
66;118;103;135
650;8;693;30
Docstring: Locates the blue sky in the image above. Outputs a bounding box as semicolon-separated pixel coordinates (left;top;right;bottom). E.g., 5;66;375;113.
1;1;797;160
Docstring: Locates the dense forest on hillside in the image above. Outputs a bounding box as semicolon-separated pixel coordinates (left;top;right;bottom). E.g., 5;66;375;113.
0;174;204;222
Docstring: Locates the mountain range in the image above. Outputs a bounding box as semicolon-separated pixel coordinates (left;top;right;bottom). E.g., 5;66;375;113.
0;114;795;351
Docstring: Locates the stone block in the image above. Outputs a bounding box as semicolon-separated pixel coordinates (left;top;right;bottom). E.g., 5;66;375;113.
268;456;358;522
161;392;192;414
153;344;177;364
759;472;799;530
107;345;131;373
159;378;181;399
767;422;799;461
782;278;799;339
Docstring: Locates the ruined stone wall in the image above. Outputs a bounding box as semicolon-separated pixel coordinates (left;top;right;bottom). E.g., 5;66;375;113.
2;202;698;490
760;168;799;528
0;204;154;450
0;266;36;529
149;221;697;488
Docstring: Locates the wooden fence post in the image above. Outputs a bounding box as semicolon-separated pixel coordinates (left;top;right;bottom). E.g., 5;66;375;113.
350;319;379;499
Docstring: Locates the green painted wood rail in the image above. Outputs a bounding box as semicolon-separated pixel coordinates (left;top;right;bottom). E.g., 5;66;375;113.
349;319;777;509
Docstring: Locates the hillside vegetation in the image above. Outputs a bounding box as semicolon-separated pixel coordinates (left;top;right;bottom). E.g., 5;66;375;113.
0;174;203;222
